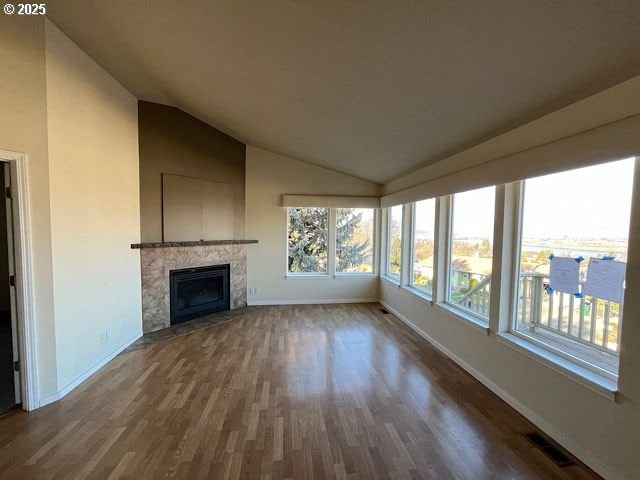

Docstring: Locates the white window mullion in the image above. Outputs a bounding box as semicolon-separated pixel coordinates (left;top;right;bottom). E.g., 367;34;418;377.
434;195;451;305
380;208;389;276
400;204;413;286
373;208;382;275
328;208;337;276
489;183;522;333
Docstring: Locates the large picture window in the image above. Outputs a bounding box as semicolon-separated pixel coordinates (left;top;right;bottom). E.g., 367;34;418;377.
448;186;495;319
514;158;635;376
386;205;403;281
411;199;436;295
287;207;328;274
336;208;374;273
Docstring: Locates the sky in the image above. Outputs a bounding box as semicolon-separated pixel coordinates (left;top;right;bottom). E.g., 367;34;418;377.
413;157;636;241
522;157;634;240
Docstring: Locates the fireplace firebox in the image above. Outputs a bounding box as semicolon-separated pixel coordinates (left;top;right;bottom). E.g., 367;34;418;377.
169;264;230;325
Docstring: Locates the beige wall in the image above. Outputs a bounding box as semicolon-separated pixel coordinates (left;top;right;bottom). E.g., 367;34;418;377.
378;78;640;480
246;147;381;304
45;21;142;390
138;101;246;242
0;16;58;397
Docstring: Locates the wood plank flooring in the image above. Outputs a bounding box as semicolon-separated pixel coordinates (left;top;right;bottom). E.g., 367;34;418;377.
0;304;600;479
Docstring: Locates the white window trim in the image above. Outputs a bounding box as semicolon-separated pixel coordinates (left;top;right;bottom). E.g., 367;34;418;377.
409;199;436;300
285;207;330;276
497;332;617;401
285;273;330;280
381;273;401;286
334;207;377;276
382;205;403;284
442;192;491;325
402;284;434;304
286;206;379;278
504;167;627;386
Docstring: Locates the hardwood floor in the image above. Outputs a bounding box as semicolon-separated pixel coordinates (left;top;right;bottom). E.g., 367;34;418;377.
0;304;600;479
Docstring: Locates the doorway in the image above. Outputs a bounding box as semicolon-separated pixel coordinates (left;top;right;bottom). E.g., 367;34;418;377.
0;161;18;414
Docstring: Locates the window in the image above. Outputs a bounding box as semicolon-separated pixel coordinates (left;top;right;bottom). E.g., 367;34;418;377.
336;208;374;273
448;186;495;319
287;207;328;274
411;199;436;295
514;158;635;376
386;205;403;281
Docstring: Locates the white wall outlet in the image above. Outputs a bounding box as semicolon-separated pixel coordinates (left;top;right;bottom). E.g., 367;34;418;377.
249;287;260;295
106;330;112;343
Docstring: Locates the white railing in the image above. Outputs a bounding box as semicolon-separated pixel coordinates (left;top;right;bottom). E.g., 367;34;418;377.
518;272;622;353
450;270;491;317
449;269;622;354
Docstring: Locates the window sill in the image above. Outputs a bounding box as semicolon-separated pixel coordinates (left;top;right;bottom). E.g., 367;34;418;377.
434;303;490;334
334;273;377;279
401;285;433;305
496;332;618;402
380;275;401;287
285;274;330;280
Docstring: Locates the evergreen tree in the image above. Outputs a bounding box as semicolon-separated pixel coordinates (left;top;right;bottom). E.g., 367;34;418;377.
288;207;328;272
336;208;370;272
287;208;370;273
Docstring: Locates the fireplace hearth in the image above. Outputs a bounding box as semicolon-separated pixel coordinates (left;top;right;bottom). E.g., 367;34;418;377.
169;264;230;325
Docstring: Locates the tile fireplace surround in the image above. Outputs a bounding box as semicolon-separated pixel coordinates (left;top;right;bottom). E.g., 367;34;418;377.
132;240;258;333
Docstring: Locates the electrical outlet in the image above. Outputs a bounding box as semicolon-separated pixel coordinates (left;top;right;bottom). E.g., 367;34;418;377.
255;287;260;295
106;330;112;343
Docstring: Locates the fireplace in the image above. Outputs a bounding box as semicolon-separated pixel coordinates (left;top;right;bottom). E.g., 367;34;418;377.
169;264;230;325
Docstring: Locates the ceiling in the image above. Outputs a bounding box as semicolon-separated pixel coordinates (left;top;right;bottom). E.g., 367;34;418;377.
47;1;640;184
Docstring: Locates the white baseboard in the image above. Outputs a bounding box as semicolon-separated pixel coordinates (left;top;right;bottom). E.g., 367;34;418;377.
248;298;378;306
380;301;618;480
39;332;141;408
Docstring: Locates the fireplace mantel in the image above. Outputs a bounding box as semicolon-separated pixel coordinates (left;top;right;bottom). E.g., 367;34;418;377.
132;239;258;249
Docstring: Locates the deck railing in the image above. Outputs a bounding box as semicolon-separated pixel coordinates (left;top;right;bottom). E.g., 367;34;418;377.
449;270;623;354
450;270;491;317
518;272;622;353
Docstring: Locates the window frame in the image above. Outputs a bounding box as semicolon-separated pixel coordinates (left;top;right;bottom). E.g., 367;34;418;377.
409;198;436;299
286;206;379;278
382;205;403;284
443;188;496;325
334;207;377;277
505;159;637;382
285;206;330;277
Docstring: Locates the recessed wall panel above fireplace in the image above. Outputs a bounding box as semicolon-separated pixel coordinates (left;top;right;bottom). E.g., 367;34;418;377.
162;174;235;242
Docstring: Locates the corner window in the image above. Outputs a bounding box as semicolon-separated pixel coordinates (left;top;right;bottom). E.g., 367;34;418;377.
386;205;403;281
287;207;328;274
514;158;635;376
411;199;435;295
447;186;495;319
336;208;375;273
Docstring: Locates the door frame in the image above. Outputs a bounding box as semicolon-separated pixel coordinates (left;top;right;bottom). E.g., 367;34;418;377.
0;149;38;410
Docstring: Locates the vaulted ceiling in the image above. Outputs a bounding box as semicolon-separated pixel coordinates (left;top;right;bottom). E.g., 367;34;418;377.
47;1;640;184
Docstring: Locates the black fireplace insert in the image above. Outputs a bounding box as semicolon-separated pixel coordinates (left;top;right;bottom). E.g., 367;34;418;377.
169;264;230;325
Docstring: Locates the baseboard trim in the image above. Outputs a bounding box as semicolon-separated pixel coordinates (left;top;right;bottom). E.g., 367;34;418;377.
248;298;378;306
39;332;142;408
380;301;618;480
